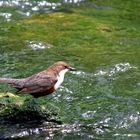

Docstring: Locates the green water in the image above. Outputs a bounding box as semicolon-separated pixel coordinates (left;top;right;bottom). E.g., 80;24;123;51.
0;0;140;139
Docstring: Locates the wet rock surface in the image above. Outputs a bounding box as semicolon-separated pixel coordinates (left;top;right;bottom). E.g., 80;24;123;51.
0;93;61;123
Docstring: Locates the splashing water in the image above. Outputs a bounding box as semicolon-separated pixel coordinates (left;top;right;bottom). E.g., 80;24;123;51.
0;13;12;21
94;63;137;77
26;41;53;50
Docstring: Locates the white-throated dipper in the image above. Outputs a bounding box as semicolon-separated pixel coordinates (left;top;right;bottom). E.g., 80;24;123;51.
0;61;76;98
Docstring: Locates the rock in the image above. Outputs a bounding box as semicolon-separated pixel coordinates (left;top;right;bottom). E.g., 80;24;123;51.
0;92;62;124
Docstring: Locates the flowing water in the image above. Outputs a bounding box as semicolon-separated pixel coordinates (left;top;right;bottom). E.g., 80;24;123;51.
0;0;140;139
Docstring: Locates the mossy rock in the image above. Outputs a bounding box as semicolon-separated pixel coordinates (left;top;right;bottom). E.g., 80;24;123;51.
0;92;62;124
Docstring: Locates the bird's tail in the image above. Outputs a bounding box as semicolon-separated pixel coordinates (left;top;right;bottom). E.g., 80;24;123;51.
0;77;25;88
0;77;26;93
0;78;16;84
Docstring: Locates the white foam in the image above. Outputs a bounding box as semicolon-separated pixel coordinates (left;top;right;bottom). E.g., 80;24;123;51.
94;63;137;77
0;13;12;21
82;110;96;119
27;41;53;50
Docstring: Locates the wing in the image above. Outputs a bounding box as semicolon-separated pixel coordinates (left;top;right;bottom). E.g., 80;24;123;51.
19;75;57;94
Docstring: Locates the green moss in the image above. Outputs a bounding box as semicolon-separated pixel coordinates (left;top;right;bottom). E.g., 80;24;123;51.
0;93;61;123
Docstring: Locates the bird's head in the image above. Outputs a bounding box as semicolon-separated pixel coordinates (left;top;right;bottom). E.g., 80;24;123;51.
48;61;76;76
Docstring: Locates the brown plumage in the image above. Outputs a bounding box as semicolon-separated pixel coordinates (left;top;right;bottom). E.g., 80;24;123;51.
0;61;76;98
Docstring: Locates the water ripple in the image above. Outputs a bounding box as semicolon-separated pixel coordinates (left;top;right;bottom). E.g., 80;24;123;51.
0;13;12;21
82;111;96;120
0;0;85;19
71;63;137;82
26;41;53;50
95;62;137;77
115;111;140;129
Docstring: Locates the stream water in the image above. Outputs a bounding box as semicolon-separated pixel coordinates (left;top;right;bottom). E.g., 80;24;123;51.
0;0;140;139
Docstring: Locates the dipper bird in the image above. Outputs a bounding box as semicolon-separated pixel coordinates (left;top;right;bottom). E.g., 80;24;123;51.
0;61;76;98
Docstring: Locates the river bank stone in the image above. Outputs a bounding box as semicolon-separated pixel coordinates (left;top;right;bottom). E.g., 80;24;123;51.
0;92;61;124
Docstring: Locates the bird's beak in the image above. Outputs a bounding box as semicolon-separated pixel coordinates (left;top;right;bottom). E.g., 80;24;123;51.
69;67;76;71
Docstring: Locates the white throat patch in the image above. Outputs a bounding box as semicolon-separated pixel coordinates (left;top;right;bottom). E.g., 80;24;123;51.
54;69;69;90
